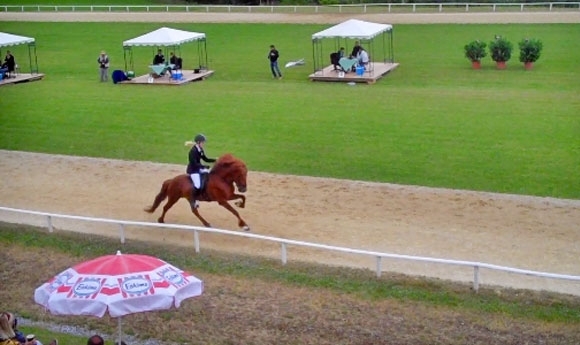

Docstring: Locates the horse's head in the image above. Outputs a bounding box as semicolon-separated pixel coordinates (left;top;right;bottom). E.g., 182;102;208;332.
212;154;248;193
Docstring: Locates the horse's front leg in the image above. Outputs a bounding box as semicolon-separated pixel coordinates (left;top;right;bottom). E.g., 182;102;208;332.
218;201;250;231
191;206;212;228
230;193;246;208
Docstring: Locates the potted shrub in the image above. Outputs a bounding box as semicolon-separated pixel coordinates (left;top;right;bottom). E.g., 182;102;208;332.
489;35;513;69
464;40;487;69
519;38;543;70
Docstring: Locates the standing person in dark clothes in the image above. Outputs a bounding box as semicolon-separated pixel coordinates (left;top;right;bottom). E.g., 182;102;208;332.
267;44;282;79
186;133;216;209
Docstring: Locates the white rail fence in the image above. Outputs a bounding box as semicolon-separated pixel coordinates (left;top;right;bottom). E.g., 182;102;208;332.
1;2;579;13
1;206;579;293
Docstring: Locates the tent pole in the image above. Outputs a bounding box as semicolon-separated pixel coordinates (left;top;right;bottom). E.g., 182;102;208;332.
204;39;208;70
123;46;127;72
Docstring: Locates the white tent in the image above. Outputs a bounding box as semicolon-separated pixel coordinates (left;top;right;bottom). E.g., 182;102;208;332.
123;27;205;47
122;27;209;73
311;19;392;40
0;32;35;47
311;19;395;75
0;31;40;75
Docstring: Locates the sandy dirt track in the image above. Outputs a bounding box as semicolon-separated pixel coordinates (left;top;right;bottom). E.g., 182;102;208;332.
1;150;579;296
1;11;579;296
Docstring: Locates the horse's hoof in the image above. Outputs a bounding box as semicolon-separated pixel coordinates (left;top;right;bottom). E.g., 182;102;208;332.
242;225;250;232
157;218;164;223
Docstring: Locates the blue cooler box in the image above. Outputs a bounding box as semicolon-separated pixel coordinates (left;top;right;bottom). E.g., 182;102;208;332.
356;66;364;76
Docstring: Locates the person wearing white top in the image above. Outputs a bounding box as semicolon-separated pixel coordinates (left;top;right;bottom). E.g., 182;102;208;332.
357;48;370;69
26;334;44;345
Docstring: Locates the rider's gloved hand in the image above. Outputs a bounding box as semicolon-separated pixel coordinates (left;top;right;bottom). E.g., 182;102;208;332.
199;168;210;173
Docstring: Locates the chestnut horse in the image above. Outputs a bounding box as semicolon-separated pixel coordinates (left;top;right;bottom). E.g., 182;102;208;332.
144;153;250;230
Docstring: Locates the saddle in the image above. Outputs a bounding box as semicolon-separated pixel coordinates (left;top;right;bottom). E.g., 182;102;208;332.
200;172;209;193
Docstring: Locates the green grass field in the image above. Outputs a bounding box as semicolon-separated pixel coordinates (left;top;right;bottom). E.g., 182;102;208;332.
1;22;578;198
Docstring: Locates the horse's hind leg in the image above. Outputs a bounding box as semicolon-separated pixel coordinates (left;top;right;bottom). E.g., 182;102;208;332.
158;195;179;223
219;201;250;231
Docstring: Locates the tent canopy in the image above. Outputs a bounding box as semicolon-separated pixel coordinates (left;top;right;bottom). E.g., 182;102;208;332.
123;27;205;47
0;32;35;48
312;19;392;40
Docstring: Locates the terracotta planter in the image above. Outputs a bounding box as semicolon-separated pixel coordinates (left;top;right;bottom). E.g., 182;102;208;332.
496;61;507;70
524;62;534;70
471;61;481;69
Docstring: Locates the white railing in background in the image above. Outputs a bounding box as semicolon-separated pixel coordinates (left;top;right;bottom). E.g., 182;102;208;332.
0;2;579;13
1;206;579;293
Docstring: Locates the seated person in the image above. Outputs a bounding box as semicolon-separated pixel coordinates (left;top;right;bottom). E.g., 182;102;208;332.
25;334;43;345
0;312;24;345
169;52;182;70
152;49;165;65
357;47;370;69
330;47;345;71
350;41;362;71
87;335;104;345
0;313;20;345
3;50;16;78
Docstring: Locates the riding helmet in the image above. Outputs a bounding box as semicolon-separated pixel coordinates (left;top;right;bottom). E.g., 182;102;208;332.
194;134;207;143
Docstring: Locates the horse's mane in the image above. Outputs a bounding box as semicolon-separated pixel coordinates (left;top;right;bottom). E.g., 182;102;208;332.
211;153;246;178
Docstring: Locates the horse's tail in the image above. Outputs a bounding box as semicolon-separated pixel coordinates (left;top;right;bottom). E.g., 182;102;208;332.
144;179;170;213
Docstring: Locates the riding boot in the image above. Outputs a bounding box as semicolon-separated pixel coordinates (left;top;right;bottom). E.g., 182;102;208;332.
190;188;201;209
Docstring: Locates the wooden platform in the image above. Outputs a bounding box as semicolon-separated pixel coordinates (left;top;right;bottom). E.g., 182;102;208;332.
0;73;45;87
309;62;399;84
119;69;214;86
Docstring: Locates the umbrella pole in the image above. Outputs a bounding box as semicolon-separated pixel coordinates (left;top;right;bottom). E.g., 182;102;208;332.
118;317;122;345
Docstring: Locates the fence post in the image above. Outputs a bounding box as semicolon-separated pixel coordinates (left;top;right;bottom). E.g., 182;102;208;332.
281;242;287;265
376;256;382;278
118;224;125;244
47;215;53;233
473;265;480;293
194;230;200;253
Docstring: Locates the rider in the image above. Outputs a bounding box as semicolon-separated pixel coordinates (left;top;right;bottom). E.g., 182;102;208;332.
187;133;216;209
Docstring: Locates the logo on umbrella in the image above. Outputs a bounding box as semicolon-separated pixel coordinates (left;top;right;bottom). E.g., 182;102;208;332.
161;268;184;286
73;278;102;296
48;271;73;292
121;276;152;295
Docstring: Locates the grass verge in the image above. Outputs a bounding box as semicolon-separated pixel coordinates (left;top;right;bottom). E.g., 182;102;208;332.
2;222;580;345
